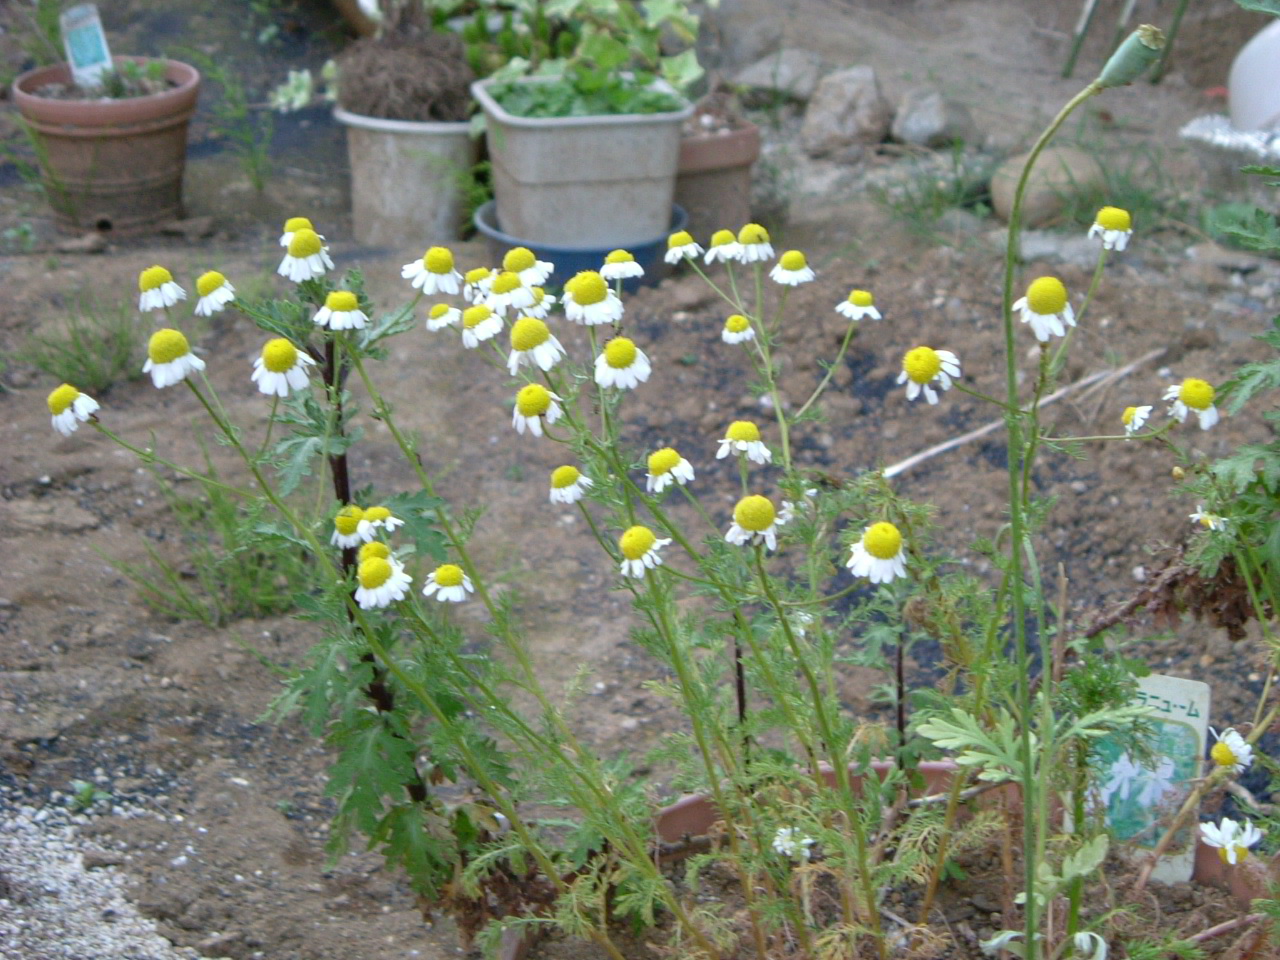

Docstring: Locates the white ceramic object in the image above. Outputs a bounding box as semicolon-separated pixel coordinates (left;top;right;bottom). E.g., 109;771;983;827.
1229;18;1280;132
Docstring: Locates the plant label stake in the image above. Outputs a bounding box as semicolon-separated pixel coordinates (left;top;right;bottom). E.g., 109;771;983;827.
1093;674;1209;883
60;4;112;88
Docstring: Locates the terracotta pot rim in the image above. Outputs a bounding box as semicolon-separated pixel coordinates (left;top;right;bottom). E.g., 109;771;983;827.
13;57;200;127
678;121;761;174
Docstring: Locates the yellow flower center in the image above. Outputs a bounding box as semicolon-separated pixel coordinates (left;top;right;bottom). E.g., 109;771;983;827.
429;303;452;320
551;465;581;489
196;271;226;297
1198;513;1218;529
725;314;750;334
358;557;392;590
139;265;173;292
667;230;694;249
283;216;313;233
903;346;942;384
503;247;536;272
738;223;770;245
47;383;79;415
364;506;391;524
1179;378;1214;411
1026;276;1068;315
326;290;358;313
1211;741;1238;767
603;337;637;369
569;271;607;305
531;287;546;304
1096;206;1132;232
734;495;776;532
261;338;298;373
1122;406;1138;426
726;420;761;443
435;564;464;587
463;305;492;329
148;328;190;364
709;229;735;248
779;250;806;270
287;228;323;258
423;246;455;274
863;522;903;560
619;525;657;560
1218;846;1251;865
516;384;551;417
648;447;681;476
605;249;635;264
511;316;550;351
491;271;521;295
465;267;491;285
359;541;390;563
848;289;874;307
334;505;364;536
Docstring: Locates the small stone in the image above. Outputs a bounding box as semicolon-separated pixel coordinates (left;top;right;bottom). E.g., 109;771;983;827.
990;147;1105;227
891;88;978;148
1132;566;1146;582
800;65;890;158
82;850;125;869
160;216;215;240
734;48;824;103
54;232;107;254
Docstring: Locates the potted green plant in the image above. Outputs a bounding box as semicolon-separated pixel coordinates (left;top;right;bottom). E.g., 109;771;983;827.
12;55;201;235
471;0;709;250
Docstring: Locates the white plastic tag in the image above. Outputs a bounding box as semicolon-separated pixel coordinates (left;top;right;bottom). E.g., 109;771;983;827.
61;4;112;88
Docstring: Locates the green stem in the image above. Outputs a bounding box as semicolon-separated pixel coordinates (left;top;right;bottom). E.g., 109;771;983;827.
1048;247;1108;380
90;423;253;497
793;320;859;421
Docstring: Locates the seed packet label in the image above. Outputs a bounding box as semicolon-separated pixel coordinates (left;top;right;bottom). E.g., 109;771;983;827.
61;4;112;88
1093;674;1209;884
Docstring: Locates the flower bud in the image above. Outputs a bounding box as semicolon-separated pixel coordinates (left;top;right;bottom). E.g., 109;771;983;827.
1097;25;1165;88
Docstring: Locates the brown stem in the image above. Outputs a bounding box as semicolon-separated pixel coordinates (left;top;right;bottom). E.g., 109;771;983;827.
1187;913;1264;944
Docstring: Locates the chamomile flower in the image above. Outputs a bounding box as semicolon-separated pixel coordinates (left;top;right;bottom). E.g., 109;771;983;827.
836;289;881;321
425;303;461;332
525;286;556;319
486;271;535;316
502;246;553;287
277;228;334;283
358;541;391;564
143;328;205;388
512;383;563;437
313;290;368;331
1013;276;1076;342
646;447;694;493
402;246;462;295
278;216;317;247
423;563;473;603
549;465;593;504
1210;727;1253;775
594;336;651;390
251;337;316;397
47;384;99;436
736;223;774;263
898;346;960;404
138;265;186;313
716;420;771;464
1189;505;1226;532
601;249;643;280
665;230;703;264
461;305;503;348
354;555;412;610
463;266;494;303
193;271;235;316
1200;818;1262;865
725;495;792;551
847;522;908;585
508;316;566;374
771;827;815;862
722;314;755;344
1122;404;1152;438
618;525;671;579
770;250;814;286
563;271;623;326
703;228;742;264
1088;206;1133;251
357;505;403;540
330;505;365;548
1165;378;1220;430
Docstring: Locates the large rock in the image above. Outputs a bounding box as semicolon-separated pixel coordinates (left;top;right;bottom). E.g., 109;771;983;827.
800;65;891;158
734;48;824;102
990;146;1105;227
891;88;978;148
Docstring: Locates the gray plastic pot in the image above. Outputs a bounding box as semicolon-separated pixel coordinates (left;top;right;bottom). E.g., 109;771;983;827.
334;107;477;247
472;76;692;248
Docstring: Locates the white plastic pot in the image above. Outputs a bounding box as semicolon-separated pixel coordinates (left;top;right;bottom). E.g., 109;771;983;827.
472;76;692;248
1229;19;1280;133
334;108;477;247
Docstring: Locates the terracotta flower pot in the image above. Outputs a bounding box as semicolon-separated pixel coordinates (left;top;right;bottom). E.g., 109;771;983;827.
11;57;200;235
674;121;761;244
